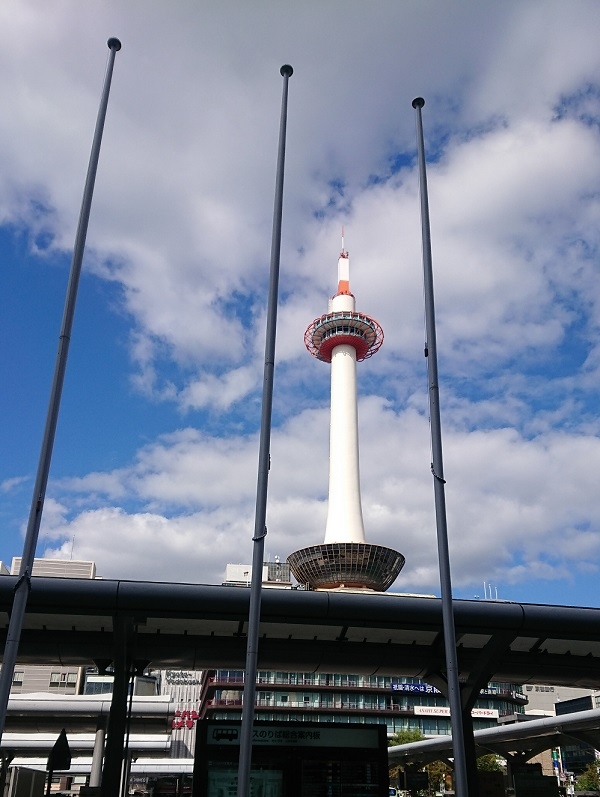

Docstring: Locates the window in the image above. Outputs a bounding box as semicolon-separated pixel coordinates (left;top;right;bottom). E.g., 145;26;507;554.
84;675;114;695
50;671;78;688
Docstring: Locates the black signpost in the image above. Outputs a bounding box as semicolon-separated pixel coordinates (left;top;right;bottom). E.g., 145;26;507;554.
46;728;71;796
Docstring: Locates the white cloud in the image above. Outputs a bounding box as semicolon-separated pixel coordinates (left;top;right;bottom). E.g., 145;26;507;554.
0;476;29;494
41;398;600;596
41;506;253;584
178;366;259;412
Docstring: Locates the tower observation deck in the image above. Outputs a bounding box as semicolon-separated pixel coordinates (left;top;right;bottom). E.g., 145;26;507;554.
288;246;405;591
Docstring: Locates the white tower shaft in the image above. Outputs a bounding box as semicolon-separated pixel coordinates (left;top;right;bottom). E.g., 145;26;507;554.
324;287;366;544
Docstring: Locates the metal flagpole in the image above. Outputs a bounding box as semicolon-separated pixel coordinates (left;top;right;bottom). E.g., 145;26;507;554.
411;97;469;796
0;37;122;744
236;64;293;797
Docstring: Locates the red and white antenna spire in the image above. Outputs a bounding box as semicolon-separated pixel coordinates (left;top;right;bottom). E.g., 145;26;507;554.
337;226;350;296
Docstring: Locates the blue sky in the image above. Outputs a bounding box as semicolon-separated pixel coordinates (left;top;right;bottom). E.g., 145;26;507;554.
2;1;600;608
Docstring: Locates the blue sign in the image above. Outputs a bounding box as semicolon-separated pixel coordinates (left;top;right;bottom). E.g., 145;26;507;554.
391;683;440;694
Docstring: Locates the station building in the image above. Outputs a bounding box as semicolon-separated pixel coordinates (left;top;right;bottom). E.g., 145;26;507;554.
198;561;528;739
198;668;527;737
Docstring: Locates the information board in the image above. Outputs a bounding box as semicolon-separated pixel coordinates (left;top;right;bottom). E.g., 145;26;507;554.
193;720;389;797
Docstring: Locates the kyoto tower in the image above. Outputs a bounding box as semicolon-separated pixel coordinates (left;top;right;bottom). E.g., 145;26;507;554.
287;242;405;591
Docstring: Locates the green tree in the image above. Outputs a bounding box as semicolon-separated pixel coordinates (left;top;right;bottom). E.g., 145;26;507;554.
388;728;427;746
426;759;452;794
476;754;503;772
388;731;452;796
388;729;425;787
575;762;600;792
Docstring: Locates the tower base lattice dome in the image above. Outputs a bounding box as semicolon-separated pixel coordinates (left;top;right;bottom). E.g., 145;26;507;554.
287;542;405;592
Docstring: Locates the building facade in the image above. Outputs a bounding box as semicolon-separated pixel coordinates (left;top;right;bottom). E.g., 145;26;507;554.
158;668;204;759
198;668;526;737
5;558;96;697
556;694;600;777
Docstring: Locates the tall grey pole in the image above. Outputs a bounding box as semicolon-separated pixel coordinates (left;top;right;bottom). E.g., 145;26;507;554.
236;64;293;797
412;97;468;796
0;38;122;744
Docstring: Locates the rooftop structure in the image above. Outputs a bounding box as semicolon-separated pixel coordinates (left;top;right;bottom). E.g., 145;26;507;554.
10;558;96;580
288;244;404;590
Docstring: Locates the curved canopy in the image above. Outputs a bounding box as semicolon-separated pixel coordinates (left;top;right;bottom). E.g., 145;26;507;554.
388;707;600;765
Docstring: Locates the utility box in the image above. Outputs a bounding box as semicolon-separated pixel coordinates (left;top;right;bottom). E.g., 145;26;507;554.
6;767;45;797
193;720;389;796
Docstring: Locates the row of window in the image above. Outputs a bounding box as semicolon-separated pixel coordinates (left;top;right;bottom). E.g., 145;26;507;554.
228;690;450;709
320;325;369;340
11;668;161;694
11;671;78;687
50;672;78;686
214;670;524;699
84;681;114;695
208;709;467;736
212;689;522;717
214;710;497;737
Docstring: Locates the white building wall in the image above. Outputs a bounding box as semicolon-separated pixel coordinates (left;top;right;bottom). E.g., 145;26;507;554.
157;669;203;759
524;684;593;715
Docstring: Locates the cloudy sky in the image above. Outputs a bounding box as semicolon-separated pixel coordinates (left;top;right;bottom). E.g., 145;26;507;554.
1;0;600;608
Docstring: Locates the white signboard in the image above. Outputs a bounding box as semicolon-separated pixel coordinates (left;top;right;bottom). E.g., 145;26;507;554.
207;724;381;747
413;706;498;719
